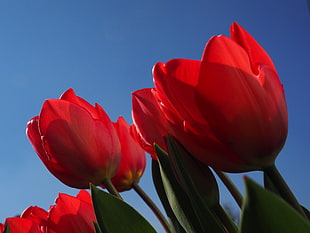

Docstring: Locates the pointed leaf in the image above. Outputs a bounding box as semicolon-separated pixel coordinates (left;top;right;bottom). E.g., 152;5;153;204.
240;177;310;233
167;135;220;207
166;136;228;233
155;144;204;233
264;172;310;220
152;160;187;233
90;184;157;233
3;225;9;233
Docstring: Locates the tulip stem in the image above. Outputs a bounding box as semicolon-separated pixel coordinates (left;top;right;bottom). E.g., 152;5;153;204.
213;204;238;233
264;164;307;219
102;178;123;200
214;170;243;208
132;182;172;233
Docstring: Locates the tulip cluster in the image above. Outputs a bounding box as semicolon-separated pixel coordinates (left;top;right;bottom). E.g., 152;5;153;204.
6;22;306;233
0;191;95;233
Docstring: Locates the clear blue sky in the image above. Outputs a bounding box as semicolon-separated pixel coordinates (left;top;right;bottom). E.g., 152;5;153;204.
0;1;309;232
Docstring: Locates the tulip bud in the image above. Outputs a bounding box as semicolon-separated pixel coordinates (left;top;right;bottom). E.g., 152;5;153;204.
26;88;121;188
110;116;146;191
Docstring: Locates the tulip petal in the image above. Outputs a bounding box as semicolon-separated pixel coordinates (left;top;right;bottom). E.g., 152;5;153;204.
202;35;256;77
76;190;93;205
47;191;95;233
26;116;92;188
60;88;100;119
0;223;4;233
153;59;207;127
5;218;42;233
26;117;48;163
39;99;121;184
21;206;48;227
196;59;286;166
132;88;169;158
168;119;252;172
230;22;276;72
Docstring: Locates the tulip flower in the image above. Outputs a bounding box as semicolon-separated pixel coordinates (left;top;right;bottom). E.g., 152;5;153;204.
26;88;121;188
133;22;288;172
110;116;146;191
1;192;96;233
47;190;96;233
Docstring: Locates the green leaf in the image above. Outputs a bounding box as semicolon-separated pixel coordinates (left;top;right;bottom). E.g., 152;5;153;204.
90;184;157;233
166;135;220;207
165;136;228;233
155;144;204;233
152;160;187;233
3;225;9;233
264;172;310;221
240;177;310;233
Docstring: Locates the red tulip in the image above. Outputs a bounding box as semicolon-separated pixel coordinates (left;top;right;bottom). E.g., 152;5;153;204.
110;116;146;191
47;190;96;233
134;23;288;172
26;88;121;188
194;23;288;170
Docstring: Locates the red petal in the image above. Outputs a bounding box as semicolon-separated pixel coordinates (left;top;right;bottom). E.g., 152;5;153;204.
202;35;255;76
47;193;95;233
27;117;87;188
132;88;168;158
39;99;121;184
196;59;287;165
0;223;4;233
76;190;92;206
230;22;276;72
111;116;146;191
60;88;100;119
26;116;49;163
21;206;48;227
5;218;42;233
168;121;251;172
153;59;207;127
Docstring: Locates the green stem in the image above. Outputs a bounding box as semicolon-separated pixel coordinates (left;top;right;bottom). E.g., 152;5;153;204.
132;182;172;233
214;170;243;208
264;164;307;219
213;204;238;233
101;178;123;200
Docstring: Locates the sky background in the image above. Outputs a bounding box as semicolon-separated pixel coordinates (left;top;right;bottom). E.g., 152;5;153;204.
0;0;309;232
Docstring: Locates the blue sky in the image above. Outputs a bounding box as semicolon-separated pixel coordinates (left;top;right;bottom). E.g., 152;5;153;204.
0;0;309;232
